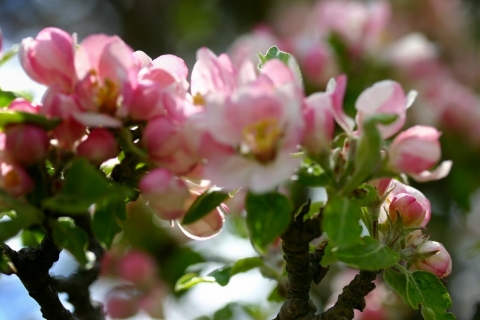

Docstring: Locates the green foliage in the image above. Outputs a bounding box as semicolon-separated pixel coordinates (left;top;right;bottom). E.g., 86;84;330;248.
92;199;124;248
21;228;45;248
0;44;18;67
182;187;229;224
175;257;264;291
335;236;399;270
245;192;292;253
0;88;17;108
43;158;127;214
297;160;329;187
342;114;397;195
384;268;455;320
323;196;362;247
0;109;60;131
51;217;89;265
0;189;43;243
258;46;292;68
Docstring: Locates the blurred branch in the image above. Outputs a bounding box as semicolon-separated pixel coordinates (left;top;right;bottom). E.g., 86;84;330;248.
1;236;74;320
51;215;105;320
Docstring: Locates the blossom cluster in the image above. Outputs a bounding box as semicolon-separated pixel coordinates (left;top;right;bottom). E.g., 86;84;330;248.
0;25;454;304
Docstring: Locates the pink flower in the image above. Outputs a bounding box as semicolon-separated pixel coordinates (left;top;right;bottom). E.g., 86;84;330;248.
388;126;452;182
106;294;139;319
4;124;49;167
411;241;452;278
368;178;393;198
118;250;157;287
76;129;118;164
142;116;199;175
74;34;137;127
388;193;426;227
355;80;417;139
19;27;77;92
190;48;237;97
228;27;280;67
327;75;355;135
139;169;190;220
0;162;34;197
199;83;304;193
130;54;189;122
302;91;335;154
8;98;41;114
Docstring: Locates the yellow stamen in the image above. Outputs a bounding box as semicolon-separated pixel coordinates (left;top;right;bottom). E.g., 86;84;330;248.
241;118;282;164
192;92;205;106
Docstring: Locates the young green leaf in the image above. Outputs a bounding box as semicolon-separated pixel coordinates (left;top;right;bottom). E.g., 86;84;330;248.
0;88;17;108
0;189;43;242
51;217;89;265
92;199;124;248
336;236;400;270
181;188;229;225
174;257;264;292
43;158;126;214
245;192;292;253
258;46;291;68
323;197;362;247
384;268;455;320
0;110;60;131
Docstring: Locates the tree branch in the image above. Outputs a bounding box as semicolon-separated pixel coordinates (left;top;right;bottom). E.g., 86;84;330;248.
2;236;74;320
275;201;325;320
51;215;105;320
320;270;379;320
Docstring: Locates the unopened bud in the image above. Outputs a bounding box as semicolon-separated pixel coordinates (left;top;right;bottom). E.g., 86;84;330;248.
77;129;118;164
411;241;452;278
119;250;157;287
5;124;49;167
389;193;426;227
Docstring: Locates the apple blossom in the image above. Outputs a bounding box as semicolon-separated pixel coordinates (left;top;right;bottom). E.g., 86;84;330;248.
118;250;157;287
388;125;441;174
19;27;77;92
355;80;416;139
388;193;426;227
74;34;137;127
302;91;335;154
139;168;190;220
411;241;452;278
388;180;432;227
76;129;118;164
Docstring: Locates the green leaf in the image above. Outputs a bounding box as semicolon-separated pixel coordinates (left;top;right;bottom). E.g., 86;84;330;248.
175;257;264;292
51;217;89;265
0;110;60;131
245;192;292;253
267;285;284;303
0;44;19;67
181;188;229;225
384;268;409;306
0;88;17;108
92;199;124;248
319;241;338;267
21;228;45;248
297;161;329;187
323;197;362;247
385;268;455;319
336;236;400;270
0;189;43;243
258;46;291;68
213;303;235;320
351;184;378;207
341;115;393;195
43;158;125;214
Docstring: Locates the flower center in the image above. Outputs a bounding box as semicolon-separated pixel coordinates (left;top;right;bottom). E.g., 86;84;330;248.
96;78;120;116
241;118;282;164
192;92;205;106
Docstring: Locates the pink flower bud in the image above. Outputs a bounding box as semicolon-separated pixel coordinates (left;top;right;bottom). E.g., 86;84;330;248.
8;98;41;114
106;295;139;319
355;80;412;139
388;125;441;174
411;241;452;278
5;124;49;167
118;250;157;287
388;193;426;227
142;116;198;175
139;169;189;220
302;92;335;154
0;162;34;197
76;129;118;164
368;178;393;198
